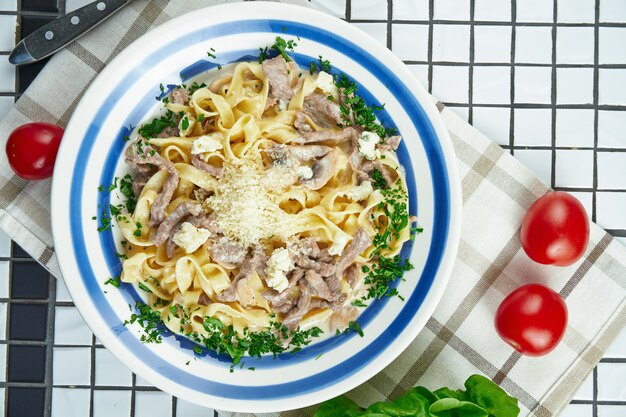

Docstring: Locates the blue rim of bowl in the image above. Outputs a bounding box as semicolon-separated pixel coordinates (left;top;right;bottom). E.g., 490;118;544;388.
69;20;450;400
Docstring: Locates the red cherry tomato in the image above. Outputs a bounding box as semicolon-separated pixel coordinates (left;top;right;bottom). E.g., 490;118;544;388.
521;191;589;266
5;122;63;180
495;284;567;356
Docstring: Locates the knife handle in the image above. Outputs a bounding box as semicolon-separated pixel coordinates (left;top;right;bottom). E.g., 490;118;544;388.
23;0;130;61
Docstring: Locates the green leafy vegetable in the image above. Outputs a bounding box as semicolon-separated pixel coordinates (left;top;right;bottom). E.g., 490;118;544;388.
313;374;520;417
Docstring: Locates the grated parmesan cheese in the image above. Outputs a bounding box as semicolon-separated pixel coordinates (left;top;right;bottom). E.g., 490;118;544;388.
206;156;301;245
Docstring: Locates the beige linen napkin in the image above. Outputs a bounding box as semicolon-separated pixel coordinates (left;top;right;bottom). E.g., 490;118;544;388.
0;1;624;417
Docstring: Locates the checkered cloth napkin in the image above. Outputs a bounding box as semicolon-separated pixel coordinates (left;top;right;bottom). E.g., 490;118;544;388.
0;1;624;416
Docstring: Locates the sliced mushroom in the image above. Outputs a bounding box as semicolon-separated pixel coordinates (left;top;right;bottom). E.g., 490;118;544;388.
295;126;358;145
286;144;332;161
303;150;340;190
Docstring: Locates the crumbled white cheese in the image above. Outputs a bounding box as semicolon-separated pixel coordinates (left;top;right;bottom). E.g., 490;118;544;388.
264;248;293;292
191;133;223;155
358;131;381;160
316;71;338;96
328;233;351;256
295;165;314;180
178;114;196;137
348;181;374;201
173;222;211;254
277;99;288;112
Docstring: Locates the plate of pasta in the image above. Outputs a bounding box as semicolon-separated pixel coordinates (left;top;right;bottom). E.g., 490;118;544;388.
51;2;461;413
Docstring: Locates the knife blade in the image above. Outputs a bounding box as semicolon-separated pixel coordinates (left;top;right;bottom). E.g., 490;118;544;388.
9;0;132;66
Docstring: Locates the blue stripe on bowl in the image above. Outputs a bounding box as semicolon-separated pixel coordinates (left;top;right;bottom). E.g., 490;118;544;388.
70;19;450;400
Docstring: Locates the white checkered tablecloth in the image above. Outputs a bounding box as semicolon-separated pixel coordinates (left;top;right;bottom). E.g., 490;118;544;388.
0;1;624;417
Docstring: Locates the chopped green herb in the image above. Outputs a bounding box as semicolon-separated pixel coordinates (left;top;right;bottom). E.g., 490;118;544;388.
137;110;177;139
258;47;269;63
197;113;205;122
181;116;189;131
104;276;121;287
97;185;104;192
138;282;151;293
119;174;137;213
270;36;297;62
207;51;216;59
124;302;164;344
108;177;119;192
133;229;142;237
370;168;388;189
348;321;364;337
318;55;331;72
335;74;396;140
188;81;207;95
193;345;203;355
351;299;368;308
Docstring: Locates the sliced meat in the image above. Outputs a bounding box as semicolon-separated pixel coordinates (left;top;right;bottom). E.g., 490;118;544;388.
290;238;320;261
156;126;179;138
309;299;332;312
262;56;294;110
124;138;165;174
210;236;249;268
191;154;223;178
264;290;296;313
282;280;313;331
303;92;344;128
132;172;150;198
304;270;336;301
296;257;335;277
150;167;179;226
187;213;220;234
290;239;335;276
336;227;373;275
295;126;357;145
303;150;340;190
124;139;180;226
166;231;178;259
216;246;267;302
151;202;202;246
326;227;372;295
346;264;361;289
317;248;333;263
263;268;304;313
294;112;312;133
170;88;189;105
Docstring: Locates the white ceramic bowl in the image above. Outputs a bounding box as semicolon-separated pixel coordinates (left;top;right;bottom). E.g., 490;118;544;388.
51;2;461;413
